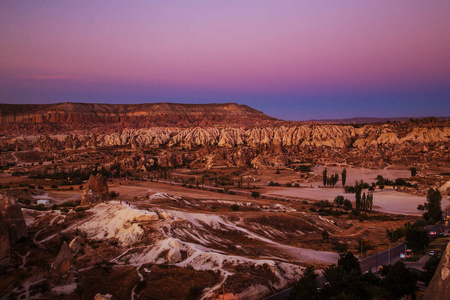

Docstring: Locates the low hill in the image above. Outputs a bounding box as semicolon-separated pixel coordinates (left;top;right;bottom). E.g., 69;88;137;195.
0;102;278;132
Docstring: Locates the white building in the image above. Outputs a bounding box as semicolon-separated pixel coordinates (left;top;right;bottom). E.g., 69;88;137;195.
37;199;50;206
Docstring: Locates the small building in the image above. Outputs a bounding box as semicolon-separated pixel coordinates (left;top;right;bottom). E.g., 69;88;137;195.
37;199;50;206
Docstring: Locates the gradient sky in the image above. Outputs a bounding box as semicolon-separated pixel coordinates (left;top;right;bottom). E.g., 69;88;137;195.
0;1;449;120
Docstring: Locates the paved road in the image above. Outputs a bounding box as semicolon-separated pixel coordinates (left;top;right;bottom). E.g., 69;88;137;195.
360;242;405;272
265;243;406;300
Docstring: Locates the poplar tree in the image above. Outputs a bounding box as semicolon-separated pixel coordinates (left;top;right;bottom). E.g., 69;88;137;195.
342;168;347;186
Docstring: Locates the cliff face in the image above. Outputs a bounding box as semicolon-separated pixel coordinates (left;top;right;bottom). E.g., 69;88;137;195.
424;243;450;300
0;102;277;130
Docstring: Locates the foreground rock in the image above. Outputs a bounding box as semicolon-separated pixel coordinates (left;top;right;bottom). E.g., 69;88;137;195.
424;243;450;300
69;237;81;254
0;213;10;267
0;191;27;244
80;174;110;205
48;241;75;287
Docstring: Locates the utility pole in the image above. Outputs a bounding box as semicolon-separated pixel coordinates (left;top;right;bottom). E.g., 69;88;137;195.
388;229;394;265
361;239;363;258
375;252;378;271
388;247;390;265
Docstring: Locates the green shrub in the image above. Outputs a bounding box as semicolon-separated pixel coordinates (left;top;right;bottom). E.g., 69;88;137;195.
230;204;240;211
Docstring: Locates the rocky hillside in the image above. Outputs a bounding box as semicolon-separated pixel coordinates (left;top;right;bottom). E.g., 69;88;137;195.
1;120;449;169
0;102;278;132
0;102;448;169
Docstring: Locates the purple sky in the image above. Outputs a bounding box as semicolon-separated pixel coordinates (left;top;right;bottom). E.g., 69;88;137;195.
0;1;449;120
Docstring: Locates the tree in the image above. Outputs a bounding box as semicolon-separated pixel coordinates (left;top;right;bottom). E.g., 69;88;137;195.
384;260;416;299
386;227;406;243
405;226;429;253
355;181;363;210
321;264;370;300
410;167;417;177
341;168;347;187
323;168;328;186
367;192;373;211
361;193;366;211
422;188;442;223
251;191;260;199
343;199;352;210
331;173;339;187
288;265;320;300
358;239;375;256
334;195;344;207
423;252;442;285
338;251;361;275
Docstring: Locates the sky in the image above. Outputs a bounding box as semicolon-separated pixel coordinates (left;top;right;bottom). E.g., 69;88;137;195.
0;1;449;120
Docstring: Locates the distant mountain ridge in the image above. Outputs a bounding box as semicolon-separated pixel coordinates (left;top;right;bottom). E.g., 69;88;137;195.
0;102;278;131
307;116;450;124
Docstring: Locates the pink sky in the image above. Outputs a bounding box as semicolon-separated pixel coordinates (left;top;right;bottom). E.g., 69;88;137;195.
0;1;449;119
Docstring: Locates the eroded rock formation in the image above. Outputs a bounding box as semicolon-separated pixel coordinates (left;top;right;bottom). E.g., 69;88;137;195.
0;191;27;245
0;103;448;169
48;242;75;286
80;174;110;206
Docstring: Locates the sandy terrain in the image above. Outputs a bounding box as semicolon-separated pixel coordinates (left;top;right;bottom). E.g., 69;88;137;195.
311;165;412;187
268;187;445;215
263;165;450;215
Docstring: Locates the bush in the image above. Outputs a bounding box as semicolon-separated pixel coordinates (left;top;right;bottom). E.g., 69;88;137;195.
348;209;360;219
318;208;346;217
314;200;333;208
412;219;427;228
334;195;344;206
51;185;58;189
230;204;239;211
332;242;349;253
60;200;79;207
251;191;260;199
344;186;356;193
286;183;292;187
343;199;352;210
297;165;312;173
187;286;204;300
394;178;407;186
358;213;369;221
